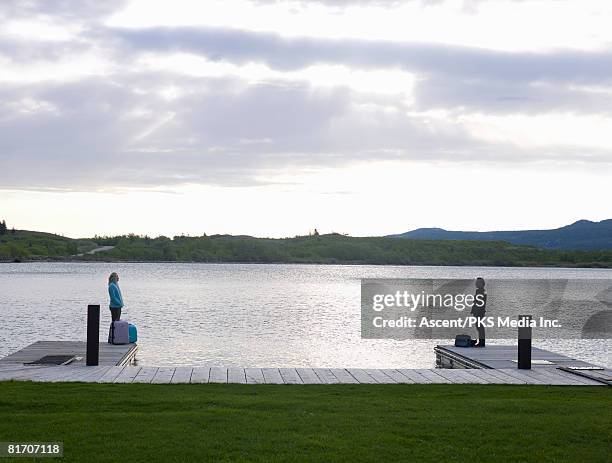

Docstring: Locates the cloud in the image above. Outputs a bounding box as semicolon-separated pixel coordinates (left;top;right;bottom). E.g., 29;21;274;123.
414;76;612;115
113;26;612;85
105;0;612;51
110;25;612;117
0;76;350;189
2;72;609;192
1;0;612;193
0;0;125;21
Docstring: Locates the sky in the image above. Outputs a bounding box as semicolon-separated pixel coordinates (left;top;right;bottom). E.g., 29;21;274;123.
0;0;611;238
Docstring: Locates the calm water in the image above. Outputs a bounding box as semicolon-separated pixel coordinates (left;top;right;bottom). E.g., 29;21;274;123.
1;263;610;368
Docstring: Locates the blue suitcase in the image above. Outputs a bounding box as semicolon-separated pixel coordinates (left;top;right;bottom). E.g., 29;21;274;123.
128;323;138;343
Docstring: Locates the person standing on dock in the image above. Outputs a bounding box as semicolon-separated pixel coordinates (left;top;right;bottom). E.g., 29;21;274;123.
108;272;124;322
470;277;487;347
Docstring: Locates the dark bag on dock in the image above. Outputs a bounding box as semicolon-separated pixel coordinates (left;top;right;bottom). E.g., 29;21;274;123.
454;334;472;347
109;320;130;345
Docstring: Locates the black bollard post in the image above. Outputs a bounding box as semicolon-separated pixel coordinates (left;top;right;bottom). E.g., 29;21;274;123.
86;304;100;366
518;314;532;369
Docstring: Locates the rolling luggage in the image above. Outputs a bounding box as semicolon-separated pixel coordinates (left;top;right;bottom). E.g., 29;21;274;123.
109;320;129;345
128;323;138;343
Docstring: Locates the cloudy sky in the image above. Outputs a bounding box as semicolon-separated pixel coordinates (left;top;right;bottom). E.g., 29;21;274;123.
1;0;611;238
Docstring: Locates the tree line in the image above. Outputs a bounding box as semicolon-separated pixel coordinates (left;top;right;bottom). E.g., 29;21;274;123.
2;227;612;267
78;233;612;268
0;219;14;236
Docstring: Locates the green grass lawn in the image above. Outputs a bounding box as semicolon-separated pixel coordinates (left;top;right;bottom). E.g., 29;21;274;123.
0;382;610;462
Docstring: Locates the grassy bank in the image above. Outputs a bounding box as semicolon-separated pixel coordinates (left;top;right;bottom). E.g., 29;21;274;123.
0;382;610;462
0;229;96;260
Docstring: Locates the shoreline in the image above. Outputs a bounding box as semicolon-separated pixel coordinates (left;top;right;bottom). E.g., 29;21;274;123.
1;259;611;269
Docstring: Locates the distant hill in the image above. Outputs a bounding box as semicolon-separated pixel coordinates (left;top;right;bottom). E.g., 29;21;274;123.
0;229;97;260
389;219;612;250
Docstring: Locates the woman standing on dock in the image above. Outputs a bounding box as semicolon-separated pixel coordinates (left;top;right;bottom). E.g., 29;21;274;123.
470;277;487;347
108;272;124;322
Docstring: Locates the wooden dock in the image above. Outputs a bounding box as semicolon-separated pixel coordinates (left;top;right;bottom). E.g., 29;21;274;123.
0;364;605;385
435;345;599;370
0;342;607;385
435;344;611;386
0;341;138;367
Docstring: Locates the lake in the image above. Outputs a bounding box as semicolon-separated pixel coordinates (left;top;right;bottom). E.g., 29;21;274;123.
1;262;610;368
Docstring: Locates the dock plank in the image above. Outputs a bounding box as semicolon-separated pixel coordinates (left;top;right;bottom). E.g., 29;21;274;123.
114;366;142;383
65;366;111;382
380;369;415;384
558;367;612;386
83;366;114;382
30;366;111;383
0;364;47;372
450;369;490;384
33;367;73;382
171;367;193;384
244;368;265;384
51;366;92;382
431;369;480;384
460;369;496;384
313;368;340;384
475;368;526;385
133;366;159;384
209;367;228;383
546;369;602;386
531;368;588;386
279;368;303;384
0;366;48;380
521;369;570;385
515;369;567;385
151;367;175;384
396;369;433;384
47;366;84;382
296;368;323;384
365;369;396;384
328;368;359;384
98;366;126;383
34;366;71;382
190;367;210;383
347;369;377;384
228;368;246;384
497;369;545;385
0;366;54;382
2;366;53;382
414;369;453;384
262;368;284;384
